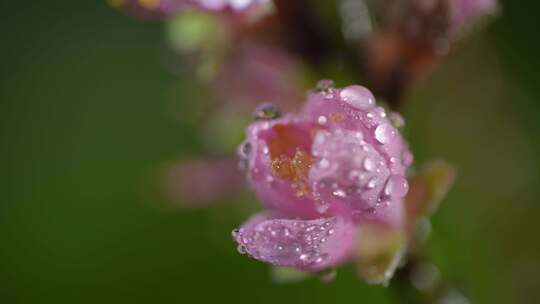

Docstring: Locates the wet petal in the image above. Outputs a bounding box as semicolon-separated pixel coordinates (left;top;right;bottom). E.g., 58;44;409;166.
243;115;322;218
233;213;357;272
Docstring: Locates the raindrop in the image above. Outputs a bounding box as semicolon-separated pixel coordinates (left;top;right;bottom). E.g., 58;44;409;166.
402;150;413;166
374;123;397;144
299;253;310;261
332;189;346;198
237;245;247;255
389;112;405;128
366;177;378;189
238;141;251;159
316;79;335;92
318;115;328;125
253;103;281;120
340;85;375;110
384;175;409;198
319;158;330;169
363;157;376;172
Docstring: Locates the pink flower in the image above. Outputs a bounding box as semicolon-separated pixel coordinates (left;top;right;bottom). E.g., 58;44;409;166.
450;0;498;33
233;81;413;275
213;44;305;112
163;157;245;206
113;0;272;18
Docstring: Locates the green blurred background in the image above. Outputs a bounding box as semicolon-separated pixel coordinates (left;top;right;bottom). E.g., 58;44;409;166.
1;1;540;303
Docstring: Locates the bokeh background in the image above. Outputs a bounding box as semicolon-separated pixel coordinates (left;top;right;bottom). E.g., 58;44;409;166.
1;0;540;303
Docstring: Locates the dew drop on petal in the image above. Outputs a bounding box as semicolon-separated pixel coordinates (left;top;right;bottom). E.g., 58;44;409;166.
363;157;376;172
402;150;414;166
318;115;327;125
237;245;247;255
319;158;330;169
253;103;281;120
384;175;409;198
366;177;378;189
238;141;252;159
316;79;335;92
340;85;375;110
389;112;405;128
374;123;397;144
332;189;346;198
299;253;310;261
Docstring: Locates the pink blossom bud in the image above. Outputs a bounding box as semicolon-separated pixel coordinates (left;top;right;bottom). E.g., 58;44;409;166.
233;81;413;273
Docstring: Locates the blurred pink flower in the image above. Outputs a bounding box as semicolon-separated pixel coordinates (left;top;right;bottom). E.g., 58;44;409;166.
450;0;498;33
214;44;304;112
233;81;413;274
114;0;272;18
164;157;245;206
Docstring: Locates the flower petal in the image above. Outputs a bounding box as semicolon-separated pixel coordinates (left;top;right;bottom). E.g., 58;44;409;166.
354;221;406;285
405;160;456;233
242;116;322;218
233;212;357;272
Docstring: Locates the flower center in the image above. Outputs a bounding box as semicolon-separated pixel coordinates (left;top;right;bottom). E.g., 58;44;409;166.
264;124;314;197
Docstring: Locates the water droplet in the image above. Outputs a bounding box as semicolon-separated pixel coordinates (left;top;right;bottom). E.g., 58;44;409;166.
374;123;397;144
299;253;310;261
332;189;346;198
238;141;251;159
315;200;330;213
253;103;281;120
316;79;335;92
378;107;387;118
340;85;375;110
402;151;413;166
365;207;377;215
366;177;378;189
319;158;330;169
237;245;247;255
348;170;361;181
384;175;409;198
389;112;405;128
318;115;327;125
363;157;376;172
